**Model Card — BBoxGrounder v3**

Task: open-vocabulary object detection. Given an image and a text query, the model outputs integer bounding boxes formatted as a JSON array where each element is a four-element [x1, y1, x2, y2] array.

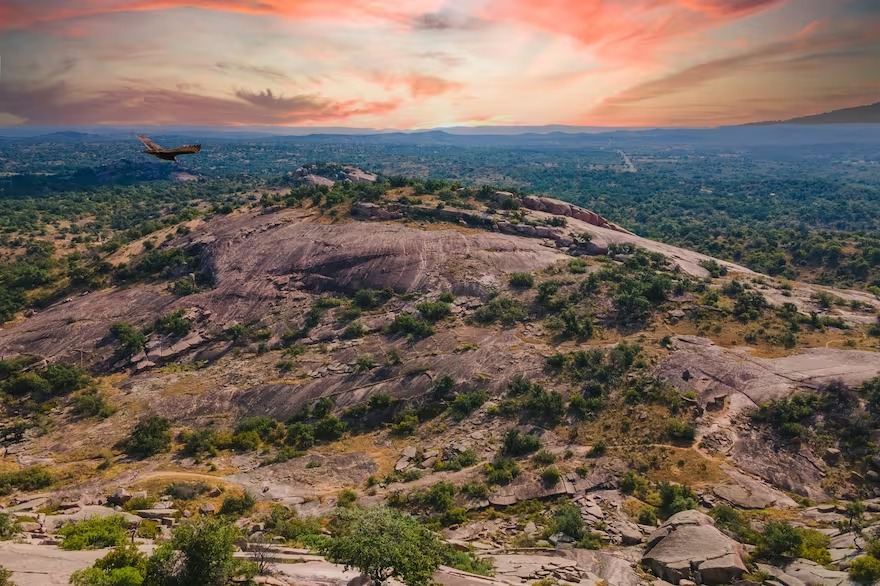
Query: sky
[[0, 0, 878, 128]]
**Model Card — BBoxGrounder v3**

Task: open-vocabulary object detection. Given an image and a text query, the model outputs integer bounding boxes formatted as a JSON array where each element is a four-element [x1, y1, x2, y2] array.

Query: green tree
[[121, 417, 171, 459], [70, 545, 148, 586], [321, 506, 446, 586], [759, 521, 803, 558], [144, 517, 253, 586]]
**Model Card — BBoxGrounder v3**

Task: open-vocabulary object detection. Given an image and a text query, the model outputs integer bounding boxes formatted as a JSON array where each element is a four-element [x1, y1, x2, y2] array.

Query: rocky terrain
[[3, 180, 880, 585]]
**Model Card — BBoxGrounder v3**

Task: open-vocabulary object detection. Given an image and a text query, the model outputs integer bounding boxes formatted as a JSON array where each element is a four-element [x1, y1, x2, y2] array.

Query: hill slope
[[754, 101, 880, 125]]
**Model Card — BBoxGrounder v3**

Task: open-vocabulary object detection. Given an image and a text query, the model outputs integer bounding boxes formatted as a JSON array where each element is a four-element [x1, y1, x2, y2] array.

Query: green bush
[[553, 500, 585, 539], [314, 415, 346, 442], [164, 481, 213, 501], [41, 363, 91, 394], [483, 457, 520, 486], [70, 544, 148, 586], [532, 450, 556, 465], [0, 466, 53, 495], [386, 313, 434, 339], [449, 390, 487, 419], [235, 416, 285, 444], [502, 430, 541, 456], [0, 513, 18, 540], [58, 516, 129, 550], [658, 482, 697, 518], [665, 419, 696, 443], [850, 556, 880, 584], [286, 421, 316, 449], [343, 321, 366, 339], [638, 507, 658, 526], [416, 301, 452, 322], [154, 309, 193, 337], [759, 521, 803, 558], [121, 416, 171, 459], [473, 296, 526, 325], [72, 390, 115, 419], [109, 322, 145, 356], [508, 273, 534, 288], [219, 492, 256, 517], [541, 466, 562, 486]]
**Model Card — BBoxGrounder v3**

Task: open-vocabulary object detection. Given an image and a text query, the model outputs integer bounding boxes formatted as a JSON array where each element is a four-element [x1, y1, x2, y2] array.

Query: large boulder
[[642, 510, 747, 585]]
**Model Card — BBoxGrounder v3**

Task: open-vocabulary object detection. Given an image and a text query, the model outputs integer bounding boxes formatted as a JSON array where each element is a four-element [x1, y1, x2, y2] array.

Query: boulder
[[107, 487, 132, 506], [642, 510, 746, 585]]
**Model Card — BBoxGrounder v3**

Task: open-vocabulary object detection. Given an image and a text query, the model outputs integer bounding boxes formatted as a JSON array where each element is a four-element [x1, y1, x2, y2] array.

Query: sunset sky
[[1, 0, 878, 128]]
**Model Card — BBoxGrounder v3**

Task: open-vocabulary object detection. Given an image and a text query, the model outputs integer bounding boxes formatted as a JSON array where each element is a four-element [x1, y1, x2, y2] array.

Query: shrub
[[483, 457, 520, 486], [286, 422, 316, 449], [58, 516, 129, 550], [42, 363, 90, 394], [435, 450, 477, 472], [541, 466, 562, 486], [109, 322, 145, 356], [72, 390, 115, 418], [666, 419, 696, 443], [473, 297, 526, 325], [314, 415, 346, 441], [337, 489, 357, 508], [235, 416, 284, 444], [219, 492, 256, 517], [709, 504, 758, 544], [70, 544, 148, 586], [386, 313, 434, 339], [343, 321, 366, 339], [164, 481, 212, 501], [0, 466, 53, 495], [121, 416, 171, 458], [449, 390, 487, 419], [508, 273, 534, 288], [850, 556, 880, 584], [122, 496, 155, 512], [320, 506, 446, 586], [532, 450, 556, 465], [0, 514, 18, 540], [658, 482, 697, 518], [502, 430, 541, 456], [553, 501, 585, 540], [638, 507, 658, 526], [759, 521, 803, 558], [154, 309, 193, 337], [416, 301, 452, 322], [230, 430, 261, 452], [145, 517, 252, 586]]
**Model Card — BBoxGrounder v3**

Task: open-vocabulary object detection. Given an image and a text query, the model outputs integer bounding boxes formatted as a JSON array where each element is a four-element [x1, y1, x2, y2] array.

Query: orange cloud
[[371, 74, 464, 98], [0, 83, 400, 126], [0, 0, 435, 30], [482, 0, 785, 62]]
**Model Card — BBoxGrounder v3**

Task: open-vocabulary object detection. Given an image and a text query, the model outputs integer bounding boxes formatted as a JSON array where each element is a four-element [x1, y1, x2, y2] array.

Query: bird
[[137, 134, 201, 161]]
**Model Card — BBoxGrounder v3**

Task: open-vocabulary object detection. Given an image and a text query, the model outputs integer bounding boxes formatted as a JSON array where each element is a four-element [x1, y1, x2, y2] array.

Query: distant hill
[[752, 102, 880, 125]]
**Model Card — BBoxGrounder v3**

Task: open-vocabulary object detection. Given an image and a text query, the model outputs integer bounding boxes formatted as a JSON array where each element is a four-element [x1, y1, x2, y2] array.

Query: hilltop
[[3, 173, 880, 584]]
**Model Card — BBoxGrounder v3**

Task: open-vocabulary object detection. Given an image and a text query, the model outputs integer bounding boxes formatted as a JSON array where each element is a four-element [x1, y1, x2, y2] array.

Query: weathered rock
[[782, 558, 855, 586], [106, 488, 132, 506], [643, 510, 747, 585]]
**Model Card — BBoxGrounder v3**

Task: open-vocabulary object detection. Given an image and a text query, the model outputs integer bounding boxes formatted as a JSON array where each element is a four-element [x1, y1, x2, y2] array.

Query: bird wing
[[166, 144, 201, 155], [136, 134, 163, 151]]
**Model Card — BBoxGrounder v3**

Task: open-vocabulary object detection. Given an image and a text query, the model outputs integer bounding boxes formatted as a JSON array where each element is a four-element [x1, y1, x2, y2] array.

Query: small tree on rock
[[320, 506, 445, 586]]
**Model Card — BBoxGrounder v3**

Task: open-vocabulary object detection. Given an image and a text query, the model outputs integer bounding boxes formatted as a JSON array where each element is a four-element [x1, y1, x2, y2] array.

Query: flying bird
[[137, 134, 201, 161]]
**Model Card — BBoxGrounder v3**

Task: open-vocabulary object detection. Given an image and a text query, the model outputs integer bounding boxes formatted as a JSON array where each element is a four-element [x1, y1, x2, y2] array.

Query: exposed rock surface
[[642, 510, 747, 585]]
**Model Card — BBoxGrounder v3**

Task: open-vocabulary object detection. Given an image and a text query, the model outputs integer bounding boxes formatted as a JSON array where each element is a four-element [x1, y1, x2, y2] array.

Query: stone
[[107, 488, 131, 506], [642, 510, 746, 585], [199, 504, 216, 515]]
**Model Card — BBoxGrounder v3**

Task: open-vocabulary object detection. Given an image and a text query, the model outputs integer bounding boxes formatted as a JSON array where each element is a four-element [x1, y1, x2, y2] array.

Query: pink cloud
[[0, 83, 400, 126]]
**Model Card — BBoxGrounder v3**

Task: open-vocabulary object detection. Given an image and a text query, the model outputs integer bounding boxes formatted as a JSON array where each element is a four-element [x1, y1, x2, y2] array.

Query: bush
[[70, 544, 148, 586], [386, 313, 434, 339], [72, 390, 115, 419], [532, 450, 556, 465], [435, 450, 477, 472], [154, 309, 193, 337], [121, 416, 171, 458], [109, 322, 146, 356], [473, 297, 526, 325], [164, 481, 212, 501], [502, 430, 541, 456], [58, 516, 129, 550], [219, 492, 256, 517], [286, 421, 316, 449], [665, 419, 696, 443], [508, 273, 534, 288], [449, 390, 487, 419], [638, 507, 658, 526], [321, 506, 446, 586], [541, 466, 561, 486], [343, 321, 366, 339], [314, 415, 346, 442], [41, 363, 91, 394], [416, 301, 452, 322], [850, 556, 880, 584], [658, 482, 697, 518], [759, 521, 803, 558], [235, 416, 285, 444], [0, 514, 18, 540], [145, 517, 252, 586], [0, 466, 53, 495], [553, 500, 585, 540], [483, 457, 520, 486]]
